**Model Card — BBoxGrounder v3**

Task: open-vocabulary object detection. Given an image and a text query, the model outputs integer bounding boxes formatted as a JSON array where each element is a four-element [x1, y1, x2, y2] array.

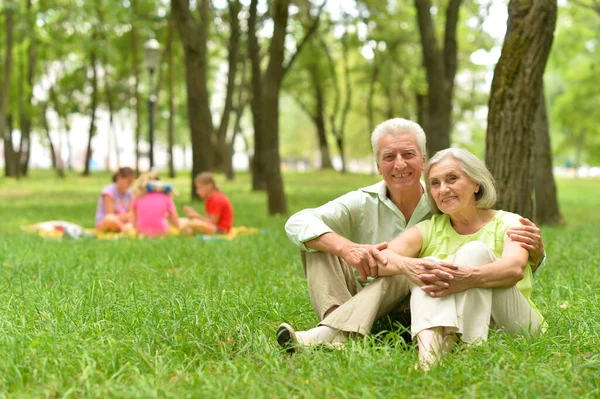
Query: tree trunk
[[533, 85, 563, 225], [166, 11, 176, 178], [308, 66, 333, 170], [261, 0, 289, 214], [1, 8, 16, 177], [41, 102, 65, 178], [324, 34, 351, 174], [131, 0, 142, 173], [83, 36, 99, 176], [414, 0, 460, 156], [248, 0, 266, 191], [485, 0, 557, 218], [172, 0, 214, 200], [17, 0, 36, 178], [216, 0, 242, 173]]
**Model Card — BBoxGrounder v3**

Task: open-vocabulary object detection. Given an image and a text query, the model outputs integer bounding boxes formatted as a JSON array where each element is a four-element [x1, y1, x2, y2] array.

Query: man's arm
[[286, 191, 388, 280], [305, 232, 387, 281]]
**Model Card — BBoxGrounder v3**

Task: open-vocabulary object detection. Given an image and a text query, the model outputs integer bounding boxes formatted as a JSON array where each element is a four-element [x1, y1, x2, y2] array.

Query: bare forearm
[[305, 232, 351, 257], [471, 257, 525, 288]]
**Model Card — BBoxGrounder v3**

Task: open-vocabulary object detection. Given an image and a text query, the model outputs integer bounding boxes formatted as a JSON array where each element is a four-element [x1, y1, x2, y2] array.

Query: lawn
[[0, 170, 599, 398]]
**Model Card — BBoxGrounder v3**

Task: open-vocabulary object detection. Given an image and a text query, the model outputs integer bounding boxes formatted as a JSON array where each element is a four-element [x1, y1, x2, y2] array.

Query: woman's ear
[[475, 184, 480, 193]]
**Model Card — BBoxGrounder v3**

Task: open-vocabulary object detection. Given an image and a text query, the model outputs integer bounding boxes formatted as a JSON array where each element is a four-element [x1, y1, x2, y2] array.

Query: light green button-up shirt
[[285, 180, 432, 251]]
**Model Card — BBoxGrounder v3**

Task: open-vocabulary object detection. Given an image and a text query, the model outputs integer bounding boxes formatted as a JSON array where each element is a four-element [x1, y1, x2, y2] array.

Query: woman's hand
[[379, 254, 457, 287], [420, 265, 476, 297]]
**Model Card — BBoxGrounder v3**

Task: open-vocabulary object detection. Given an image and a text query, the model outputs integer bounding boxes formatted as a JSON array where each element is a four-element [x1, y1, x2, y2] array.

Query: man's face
[[376, 132, 425, 193]]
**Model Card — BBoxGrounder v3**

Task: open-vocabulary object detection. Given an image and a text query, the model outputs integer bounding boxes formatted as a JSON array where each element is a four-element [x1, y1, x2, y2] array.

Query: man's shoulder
[[357, 181, 385, 195]]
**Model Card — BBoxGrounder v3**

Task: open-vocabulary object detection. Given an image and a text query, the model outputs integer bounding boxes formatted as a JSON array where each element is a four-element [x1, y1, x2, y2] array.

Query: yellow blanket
[[22, 221, 259, 240]]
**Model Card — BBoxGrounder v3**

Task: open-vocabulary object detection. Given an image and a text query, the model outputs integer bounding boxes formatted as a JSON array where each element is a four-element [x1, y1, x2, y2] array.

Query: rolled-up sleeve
[[285, 191, 362, 251]]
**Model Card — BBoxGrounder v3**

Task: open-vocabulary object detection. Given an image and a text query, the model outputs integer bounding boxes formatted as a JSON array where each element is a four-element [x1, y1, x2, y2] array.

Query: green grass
[[0, 170, 599, 398]]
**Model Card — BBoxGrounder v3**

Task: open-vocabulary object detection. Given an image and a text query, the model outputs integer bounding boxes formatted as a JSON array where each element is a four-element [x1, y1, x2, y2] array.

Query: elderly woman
[[377, 148, 543, 368]]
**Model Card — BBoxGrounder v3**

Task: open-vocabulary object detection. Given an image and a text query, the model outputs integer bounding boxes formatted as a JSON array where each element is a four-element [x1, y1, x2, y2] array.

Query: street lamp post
[[143, 37, 161, 170]]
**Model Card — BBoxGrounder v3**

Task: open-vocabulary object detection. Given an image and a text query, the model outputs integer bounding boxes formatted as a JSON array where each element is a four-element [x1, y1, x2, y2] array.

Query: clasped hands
[[340, 242, 467, 297]]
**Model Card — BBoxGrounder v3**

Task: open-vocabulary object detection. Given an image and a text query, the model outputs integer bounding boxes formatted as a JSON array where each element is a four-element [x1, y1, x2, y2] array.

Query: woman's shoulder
[[492, 209, 524, 228], [101, 183, 116, 195]]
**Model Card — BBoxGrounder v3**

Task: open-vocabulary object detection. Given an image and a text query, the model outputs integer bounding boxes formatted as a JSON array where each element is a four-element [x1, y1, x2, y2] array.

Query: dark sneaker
[[276, 323, 299, 354]]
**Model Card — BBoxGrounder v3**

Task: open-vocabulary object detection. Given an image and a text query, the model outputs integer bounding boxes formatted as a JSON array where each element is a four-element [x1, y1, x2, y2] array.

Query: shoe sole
[[276, 323, 299, 354]]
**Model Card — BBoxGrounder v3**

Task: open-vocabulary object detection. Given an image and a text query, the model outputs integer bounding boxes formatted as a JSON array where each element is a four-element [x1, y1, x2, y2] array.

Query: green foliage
[[0, 171, 599, 396], [547, 3, 600, 165]]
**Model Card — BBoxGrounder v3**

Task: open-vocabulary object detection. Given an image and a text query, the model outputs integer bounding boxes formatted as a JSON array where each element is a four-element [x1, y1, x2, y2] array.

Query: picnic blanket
[[22, 221, 260, 241]]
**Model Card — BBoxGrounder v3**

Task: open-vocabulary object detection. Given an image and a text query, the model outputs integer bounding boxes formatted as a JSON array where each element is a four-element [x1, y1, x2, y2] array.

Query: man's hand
[[340, 242, 389, 281], [183, 205, 201, 219], [507, 218, 544, 266]]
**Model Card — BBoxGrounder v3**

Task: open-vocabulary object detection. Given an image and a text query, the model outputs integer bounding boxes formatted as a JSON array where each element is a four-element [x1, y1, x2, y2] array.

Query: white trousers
[[410, 241, 541, 344]]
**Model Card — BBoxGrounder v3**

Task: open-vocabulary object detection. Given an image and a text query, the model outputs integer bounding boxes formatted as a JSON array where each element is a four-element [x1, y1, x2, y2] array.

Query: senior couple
[[277, 118, 544, 369]]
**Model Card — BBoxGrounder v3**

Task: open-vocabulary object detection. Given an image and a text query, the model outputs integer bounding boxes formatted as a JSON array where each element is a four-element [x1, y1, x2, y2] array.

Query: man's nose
[[394, 155, 406, 169]]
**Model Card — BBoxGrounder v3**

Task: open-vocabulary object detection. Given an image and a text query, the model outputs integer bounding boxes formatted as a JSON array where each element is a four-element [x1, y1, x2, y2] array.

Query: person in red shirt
[[181, 172, 233, 235]]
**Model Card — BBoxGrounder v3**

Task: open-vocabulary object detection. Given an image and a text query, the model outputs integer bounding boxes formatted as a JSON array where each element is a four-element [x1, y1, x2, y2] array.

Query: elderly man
[[278, 118, 544, 351]]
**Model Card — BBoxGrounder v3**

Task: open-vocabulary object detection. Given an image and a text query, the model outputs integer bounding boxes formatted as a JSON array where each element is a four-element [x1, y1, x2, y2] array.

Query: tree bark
[[83, 34, 99, 176], [533, 85, 563, 225], [1, 7, 16, 177], [414, 0, 461, 156], [261, 0, 289, 214], [485, 0, 557, 218], [172, 0, 214, 200], [167, 11, 176, 178], [131, 0, 142, 173], [248, 0, 266, 190]]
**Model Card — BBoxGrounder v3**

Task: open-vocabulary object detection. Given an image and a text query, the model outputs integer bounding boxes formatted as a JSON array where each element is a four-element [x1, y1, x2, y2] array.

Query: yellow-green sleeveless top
[[415, 210, 543, 323]]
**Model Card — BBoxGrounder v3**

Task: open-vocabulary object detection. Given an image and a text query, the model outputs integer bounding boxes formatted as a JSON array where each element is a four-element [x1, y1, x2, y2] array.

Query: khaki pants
[[302, 251, 411, 336], [410, 241, 541, 344]]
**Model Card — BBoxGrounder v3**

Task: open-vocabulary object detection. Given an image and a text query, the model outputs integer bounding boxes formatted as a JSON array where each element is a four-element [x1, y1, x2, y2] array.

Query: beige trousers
[[410, 241, 541, 344], [303, 251, 411, 336]]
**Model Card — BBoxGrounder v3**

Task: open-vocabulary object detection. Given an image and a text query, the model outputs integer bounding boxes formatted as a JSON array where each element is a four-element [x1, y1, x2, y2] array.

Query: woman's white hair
[[425, 148, 497, 214], [370, 118, 427, 160]]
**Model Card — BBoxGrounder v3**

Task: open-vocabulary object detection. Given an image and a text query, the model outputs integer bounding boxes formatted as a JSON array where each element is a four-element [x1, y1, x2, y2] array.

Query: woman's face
[[115, 174, 135, 193], [428, 158, 480, 215]]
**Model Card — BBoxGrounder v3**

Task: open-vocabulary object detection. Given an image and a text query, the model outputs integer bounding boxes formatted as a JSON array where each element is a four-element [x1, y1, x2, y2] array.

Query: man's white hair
[[370, 118, 427, 161]]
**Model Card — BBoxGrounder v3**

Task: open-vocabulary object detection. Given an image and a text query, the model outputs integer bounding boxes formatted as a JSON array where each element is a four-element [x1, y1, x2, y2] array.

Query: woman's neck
[[449, 208, 496, 235]]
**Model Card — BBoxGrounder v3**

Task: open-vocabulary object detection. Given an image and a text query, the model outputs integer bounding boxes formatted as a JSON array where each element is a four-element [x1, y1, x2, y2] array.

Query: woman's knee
[[453, 241, 495, 266]]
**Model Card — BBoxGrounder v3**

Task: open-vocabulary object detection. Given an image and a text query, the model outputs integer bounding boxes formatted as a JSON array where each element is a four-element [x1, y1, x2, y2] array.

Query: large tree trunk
[[414, 0, 460, 156], [172, 0, 214, 200], [131, 0, 142, 173], [83, 37, 99, 177], [533, 85, 563, 225], [1, 8, 16, 177], [166, 11, 176, 178], [485, 0, 557, 218], [248, 0, 266, 191]]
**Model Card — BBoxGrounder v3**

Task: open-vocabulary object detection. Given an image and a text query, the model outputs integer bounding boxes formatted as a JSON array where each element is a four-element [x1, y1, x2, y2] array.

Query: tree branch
[[283, 0, 328, 77]]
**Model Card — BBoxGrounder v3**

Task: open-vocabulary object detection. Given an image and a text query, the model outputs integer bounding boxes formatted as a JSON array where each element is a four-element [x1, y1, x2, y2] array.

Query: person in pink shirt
[[96, 167, 136, 232], [131, 172, 180, 237]]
